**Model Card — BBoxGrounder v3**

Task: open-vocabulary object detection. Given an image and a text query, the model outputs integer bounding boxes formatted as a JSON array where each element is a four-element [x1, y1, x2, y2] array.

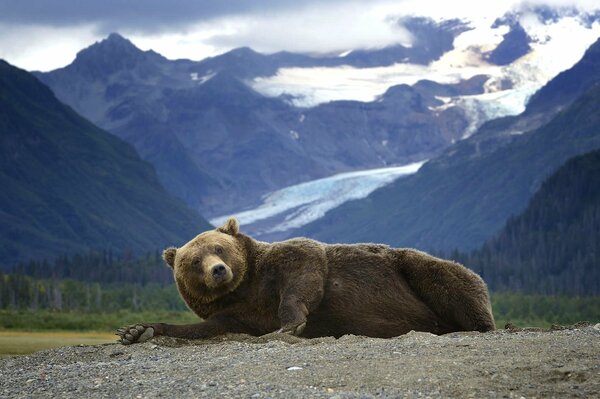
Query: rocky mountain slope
[[0, 60, 211, 266]]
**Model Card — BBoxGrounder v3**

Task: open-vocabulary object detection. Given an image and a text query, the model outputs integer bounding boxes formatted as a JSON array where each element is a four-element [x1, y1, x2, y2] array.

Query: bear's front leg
[[268, 242, 327, 336], [277, 274, 325, 336], [277, 295, 310, 335], [116, 315, 248, 344]]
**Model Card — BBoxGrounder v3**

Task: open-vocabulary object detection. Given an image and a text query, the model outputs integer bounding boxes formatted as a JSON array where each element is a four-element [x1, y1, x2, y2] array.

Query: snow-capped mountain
[[295, 36, 600, 251], [251, 7, 600, 136]]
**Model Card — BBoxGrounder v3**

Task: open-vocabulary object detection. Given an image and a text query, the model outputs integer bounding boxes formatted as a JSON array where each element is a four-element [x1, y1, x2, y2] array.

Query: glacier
[[210, 161, 425, 235]]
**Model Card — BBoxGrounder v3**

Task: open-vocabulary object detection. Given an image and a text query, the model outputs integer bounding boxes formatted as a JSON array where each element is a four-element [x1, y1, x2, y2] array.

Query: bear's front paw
[[116, 324, 155, 345], [276, 321, 306, 336]]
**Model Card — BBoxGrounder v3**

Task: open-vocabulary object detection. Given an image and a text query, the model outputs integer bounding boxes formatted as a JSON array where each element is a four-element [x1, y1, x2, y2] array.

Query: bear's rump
[[302, 249, 454, 337]]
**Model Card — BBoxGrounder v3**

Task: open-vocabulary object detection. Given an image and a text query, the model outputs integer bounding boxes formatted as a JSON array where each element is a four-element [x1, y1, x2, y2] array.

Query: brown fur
[[118, 218, 495, 343]]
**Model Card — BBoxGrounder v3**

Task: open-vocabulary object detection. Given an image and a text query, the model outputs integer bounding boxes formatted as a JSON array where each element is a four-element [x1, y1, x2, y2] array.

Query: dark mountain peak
[[106, 32, 129, 43], [198, 46, 277, 78], [77, 32, 141, 59], [69, 33, 164, 79], [485, 22, 532, 65], [227, 46, 262, 58]]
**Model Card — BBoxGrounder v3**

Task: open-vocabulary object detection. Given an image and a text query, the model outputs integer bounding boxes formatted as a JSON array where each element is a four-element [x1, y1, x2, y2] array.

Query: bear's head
[[162, 217, 247, 305]]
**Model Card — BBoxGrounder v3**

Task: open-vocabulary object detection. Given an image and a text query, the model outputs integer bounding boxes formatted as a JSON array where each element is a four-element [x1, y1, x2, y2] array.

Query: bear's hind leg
[[395, 249, 495, 333]]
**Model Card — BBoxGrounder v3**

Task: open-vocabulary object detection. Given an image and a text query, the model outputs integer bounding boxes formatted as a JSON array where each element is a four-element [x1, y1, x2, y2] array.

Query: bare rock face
[[1, 323, 599, 398]]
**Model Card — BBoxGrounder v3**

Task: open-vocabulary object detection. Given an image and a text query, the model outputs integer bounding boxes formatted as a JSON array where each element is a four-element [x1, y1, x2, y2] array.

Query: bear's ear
[[162, 247, 177, 269], [217, 217, 240, 236]]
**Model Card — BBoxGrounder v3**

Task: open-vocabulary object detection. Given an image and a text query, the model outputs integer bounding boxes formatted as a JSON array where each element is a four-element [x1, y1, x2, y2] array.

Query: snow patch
[[191, 71, 216, 84]]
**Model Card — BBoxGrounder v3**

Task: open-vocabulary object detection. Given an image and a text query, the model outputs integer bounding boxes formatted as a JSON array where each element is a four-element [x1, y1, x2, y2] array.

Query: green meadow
[[0, 330, 115, 358], [0, 293, 598, 357], [0, 310, 199, 357]]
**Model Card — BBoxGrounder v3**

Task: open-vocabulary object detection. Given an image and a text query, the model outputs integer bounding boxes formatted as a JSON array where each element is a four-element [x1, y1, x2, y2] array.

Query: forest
[[451, 149, 600, 296]]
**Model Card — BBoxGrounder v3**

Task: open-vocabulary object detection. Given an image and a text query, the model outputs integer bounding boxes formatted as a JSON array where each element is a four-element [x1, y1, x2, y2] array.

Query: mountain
[[458, 149, 600, 295], [34, 8, 600, 221], [36, 33, 479, 216], [34, 34, 222, 214], [296, 38, 600, 251], [0, 60, 212, 267]]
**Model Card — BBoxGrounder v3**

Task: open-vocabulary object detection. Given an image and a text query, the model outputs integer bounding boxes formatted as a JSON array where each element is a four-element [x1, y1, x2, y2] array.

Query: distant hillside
[[297, 38, 600, 251], [457, 149, 600, 295], [0, 60, 212, 267]]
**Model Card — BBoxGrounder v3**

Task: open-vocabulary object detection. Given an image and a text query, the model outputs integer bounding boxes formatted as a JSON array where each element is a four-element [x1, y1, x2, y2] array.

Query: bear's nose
[[212, 264, 227, 277]]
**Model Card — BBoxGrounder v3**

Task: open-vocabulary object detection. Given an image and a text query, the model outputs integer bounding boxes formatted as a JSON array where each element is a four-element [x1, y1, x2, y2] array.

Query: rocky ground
[[0, 323, 598, 398]]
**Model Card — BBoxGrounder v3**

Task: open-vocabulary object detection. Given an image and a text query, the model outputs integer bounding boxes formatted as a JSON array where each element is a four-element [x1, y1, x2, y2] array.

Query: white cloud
[[0, 0, 599, 71], [0, 23, 99, 71], [202, 2, 412, 55], [122, 2, 414, 61]]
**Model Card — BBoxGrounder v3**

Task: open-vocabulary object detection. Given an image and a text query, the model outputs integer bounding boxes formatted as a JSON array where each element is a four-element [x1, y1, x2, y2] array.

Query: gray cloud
[[0, 0, 351, 33]]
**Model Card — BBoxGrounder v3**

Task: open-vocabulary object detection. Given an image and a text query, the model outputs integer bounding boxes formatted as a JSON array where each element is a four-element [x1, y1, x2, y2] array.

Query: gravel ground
[[0, 323, 598, 398]]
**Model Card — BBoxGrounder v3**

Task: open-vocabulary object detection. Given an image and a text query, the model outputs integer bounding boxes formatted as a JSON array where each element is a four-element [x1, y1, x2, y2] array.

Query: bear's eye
[[192, 259, 203, 272], [215, 245, 224, 256]]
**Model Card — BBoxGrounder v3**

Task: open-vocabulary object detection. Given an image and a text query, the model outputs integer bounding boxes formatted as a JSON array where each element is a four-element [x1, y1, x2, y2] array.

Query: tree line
[[0, 272, 185, 312], [1, 250, 183, 312], [8, 249, 172, 285]]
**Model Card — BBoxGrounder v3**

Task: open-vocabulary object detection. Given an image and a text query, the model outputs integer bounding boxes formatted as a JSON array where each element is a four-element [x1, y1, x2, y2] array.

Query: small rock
[[109, 350, 124, 357]]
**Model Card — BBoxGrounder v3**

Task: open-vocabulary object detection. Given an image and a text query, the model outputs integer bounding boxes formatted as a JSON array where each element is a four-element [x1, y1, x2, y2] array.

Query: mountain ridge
[[0, 60, 212, 266]]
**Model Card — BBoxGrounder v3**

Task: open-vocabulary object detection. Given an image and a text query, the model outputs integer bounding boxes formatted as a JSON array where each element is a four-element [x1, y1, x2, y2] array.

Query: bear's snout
[[212, 264, 227, 278]]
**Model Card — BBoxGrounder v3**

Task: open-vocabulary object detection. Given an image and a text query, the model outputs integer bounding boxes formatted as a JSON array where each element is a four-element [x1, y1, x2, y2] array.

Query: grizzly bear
[[117, 218, 495, 344]]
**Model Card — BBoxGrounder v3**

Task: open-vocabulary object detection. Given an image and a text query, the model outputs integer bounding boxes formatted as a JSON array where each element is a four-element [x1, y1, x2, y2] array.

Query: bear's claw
[[276, 322, 306, 336], [116, 325, 154, 345]]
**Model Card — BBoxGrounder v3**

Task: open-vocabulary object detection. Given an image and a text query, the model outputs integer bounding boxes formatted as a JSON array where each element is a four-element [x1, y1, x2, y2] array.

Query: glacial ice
[[210, 161, 425, 233]]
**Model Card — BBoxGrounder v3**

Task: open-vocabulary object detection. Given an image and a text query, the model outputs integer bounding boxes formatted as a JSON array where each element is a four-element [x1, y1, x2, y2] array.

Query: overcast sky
[[1, 0, 599, 71]]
